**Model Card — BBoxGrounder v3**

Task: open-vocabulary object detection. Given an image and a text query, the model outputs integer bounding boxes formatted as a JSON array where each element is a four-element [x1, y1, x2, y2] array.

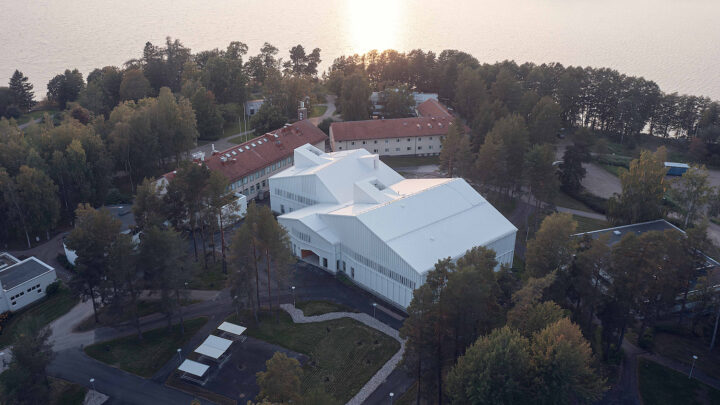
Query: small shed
[[664, 162, 690, 176], [178, 359, 210, 385]]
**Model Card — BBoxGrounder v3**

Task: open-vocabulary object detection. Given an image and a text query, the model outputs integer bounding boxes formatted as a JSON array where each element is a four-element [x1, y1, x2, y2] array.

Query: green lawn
[[222, 120, 249, 138], [230, 311, 400, 403], [638, 358, 720, 405], [187, 260, 228, 290], [84, 317, 208, 377], [554, 191, 596, 212], [599, 163, 623, 177], [310, 105, 328, 118], [74, 299, 198, 332], [16, 109, 59, 125], [653, 331, 720, 381], [50, 377, 88, 405], [380, 155, 439, 169], [295, 300, 357, 316], [572, 215, 610, 233], [0, 285, 78, 348]]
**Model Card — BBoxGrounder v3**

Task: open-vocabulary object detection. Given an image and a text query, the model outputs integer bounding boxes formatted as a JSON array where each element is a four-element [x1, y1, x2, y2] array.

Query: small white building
[[245, 99, 265, 116], [269, 145, 517, 309], [0, 253, 57, 312]]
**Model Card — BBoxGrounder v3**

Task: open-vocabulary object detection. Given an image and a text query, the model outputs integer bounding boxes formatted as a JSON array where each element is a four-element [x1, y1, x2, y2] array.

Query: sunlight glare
[[345, 0, 403, 54]]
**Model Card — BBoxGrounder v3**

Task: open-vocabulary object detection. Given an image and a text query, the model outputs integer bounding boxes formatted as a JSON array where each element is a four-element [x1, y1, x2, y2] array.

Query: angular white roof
[[273, 147, 517, 273], [178, 359, 209, 377], [218, 322, 246, 336], [194, 335, 233, 359]]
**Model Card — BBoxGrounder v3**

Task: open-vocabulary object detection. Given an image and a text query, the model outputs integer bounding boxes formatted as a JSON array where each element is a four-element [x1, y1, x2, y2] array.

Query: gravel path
[[280, 303, 406, 405]]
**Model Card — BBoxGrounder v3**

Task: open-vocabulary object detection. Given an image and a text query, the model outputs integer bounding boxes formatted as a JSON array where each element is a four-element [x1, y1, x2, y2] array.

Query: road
[[308, 94, 337, 126]]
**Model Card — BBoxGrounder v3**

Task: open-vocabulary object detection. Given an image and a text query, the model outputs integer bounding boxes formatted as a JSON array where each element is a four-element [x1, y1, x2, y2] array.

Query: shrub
[[45, 281, 61, 296], [56, 254, 74, 271], [638, 328, 655, 351], [104, 188, 131, 205]]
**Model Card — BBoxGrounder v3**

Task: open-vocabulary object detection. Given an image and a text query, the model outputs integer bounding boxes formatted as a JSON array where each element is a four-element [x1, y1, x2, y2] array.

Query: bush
[[4, 105, 21, 119], [565, 189, 608, 214], [45, 281, 61, 296], [596, 154, 631, 168], [104, 188, 131, 205], [56, 254, 74, 271], [638, 328, 655, 351], [318, 117, 334, 135]]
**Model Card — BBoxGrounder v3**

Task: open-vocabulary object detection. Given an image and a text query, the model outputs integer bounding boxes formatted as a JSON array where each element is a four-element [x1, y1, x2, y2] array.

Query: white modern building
[[0, 253, 57, 312], [269, 145, 517, 309]]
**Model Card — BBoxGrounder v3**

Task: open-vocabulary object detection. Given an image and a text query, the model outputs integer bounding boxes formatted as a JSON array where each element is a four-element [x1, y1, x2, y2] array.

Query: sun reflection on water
[[345, 0, 404, 54]]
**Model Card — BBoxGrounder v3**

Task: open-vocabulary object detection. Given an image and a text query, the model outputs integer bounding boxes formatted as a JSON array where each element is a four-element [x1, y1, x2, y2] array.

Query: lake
[[2, 0, 720, 99]]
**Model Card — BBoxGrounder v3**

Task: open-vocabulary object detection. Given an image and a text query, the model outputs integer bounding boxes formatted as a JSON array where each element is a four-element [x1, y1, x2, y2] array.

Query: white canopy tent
[[177, 359, 209, 385], [217, 322, 247, 341], [194, 335, 233, 366]]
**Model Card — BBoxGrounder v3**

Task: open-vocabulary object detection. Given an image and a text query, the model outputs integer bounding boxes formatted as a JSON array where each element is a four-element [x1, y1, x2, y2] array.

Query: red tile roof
[[330, 116, 455, 142], [330, 99, 456, 142], [417, 98, 452, 118], [164, 120, 327, 183]]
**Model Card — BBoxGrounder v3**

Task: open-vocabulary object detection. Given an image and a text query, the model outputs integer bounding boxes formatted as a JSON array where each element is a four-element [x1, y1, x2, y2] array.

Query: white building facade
[[270, 145, 517, 309], [0, 253, 57, 312]]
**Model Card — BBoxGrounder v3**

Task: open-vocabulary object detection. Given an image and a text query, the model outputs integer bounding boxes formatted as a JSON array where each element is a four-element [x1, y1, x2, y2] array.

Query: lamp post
[[291, 286, 296, 307], [389, 392, 394, 404], [689, 355, 698, 378], [89, 378, 96, 391], [177, 348, 182, 362], [373, 303, 377, 318]]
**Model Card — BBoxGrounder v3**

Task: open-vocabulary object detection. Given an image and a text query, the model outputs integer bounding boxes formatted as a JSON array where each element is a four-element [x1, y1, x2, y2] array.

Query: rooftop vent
[[238, 148, 243, 153], [438, 123, 443, 128], [416, 124, 421, 129], [220, 156, 227, 162], [273, 134, 279, 138], [403, 122, 407, 126], [427, 123, 432, 128], [224, 154, 231, 158], [245, 146, 250, 150], [231, 151, 237, 156], [251, 143, 256, 147]]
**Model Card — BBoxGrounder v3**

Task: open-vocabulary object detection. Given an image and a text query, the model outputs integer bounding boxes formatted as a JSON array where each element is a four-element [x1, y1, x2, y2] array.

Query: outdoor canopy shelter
[[178, 359, 210, 385], [194, 335, 233, 366], [217, 321, 247, 341]]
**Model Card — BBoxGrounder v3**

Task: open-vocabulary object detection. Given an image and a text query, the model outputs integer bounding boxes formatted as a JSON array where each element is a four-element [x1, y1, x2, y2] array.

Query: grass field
[[222, 120, 249, 138], [653, 331, 720, 381], [74, 299, 198, 332], [310, 105, 328, 118], [84, 317, 208, 377], [599, 163, 623, 177], [555, 191, 596, 212], [572, 215, 610, 233], [232, 311, 399, 403], [638, 358, 720, 405], [187, 260, 228, 290], [0, 285, 78, 348], [295, 300, 357, 316]]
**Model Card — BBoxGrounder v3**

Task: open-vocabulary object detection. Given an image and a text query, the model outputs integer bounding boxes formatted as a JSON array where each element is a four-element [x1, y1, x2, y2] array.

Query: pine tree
[[8, 70, 34, 112]]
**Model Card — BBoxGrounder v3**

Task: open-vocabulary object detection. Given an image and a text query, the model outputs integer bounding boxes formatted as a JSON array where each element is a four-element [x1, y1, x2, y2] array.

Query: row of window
[[292, 228, 312, 243], [342, 245, 416, 289], [350, 136, 444, 146], [10, 284, 42, 305], [228, 156, 294, 192], [274, 188, 317, 206]]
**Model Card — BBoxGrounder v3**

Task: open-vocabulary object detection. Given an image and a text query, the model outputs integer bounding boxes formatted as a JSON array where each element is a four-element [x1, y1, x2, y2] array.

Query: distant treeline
[[325, 49, 720, 153]]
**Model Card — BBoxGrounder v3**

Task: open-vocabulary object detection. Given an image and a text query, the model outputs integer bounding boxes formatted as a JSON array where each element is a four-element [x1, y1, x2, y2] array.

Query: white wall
[[331, 135, 444, 157], [3, 269, 57, 312]]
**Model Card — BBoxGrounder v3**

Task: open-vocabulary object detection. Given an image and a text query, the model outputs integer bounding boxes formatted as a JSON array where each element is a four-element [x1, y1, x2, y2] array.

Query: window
[[407, 138, 411, 141], [262, 180, 266, 187], [27, 288, 30, 292], [439, 144, 443, 149], [385, 148, 389, 152], [374, 149, 378, 153], [362, 141, 366, 144], [38, 289, 41, 293], [407, 147, 411, 151], [429, 145, 433, 149], [351, 141, 355, 145], [385, 140, 389, 143], [339, 147, 343, 150], [397, 138, 400, 142], [343, 261, 346, 271], [336, 260, 340, 270], [323, 258, 328, 268], [11, 302, 15, 306], [351, 267, 355, 279], [395, 148, 400, 151], [429, 137, 433, 140], [374, 140, 378, 144], [289, 207, 293, 212], [418, 146, 423, 150], [251, 185, 255, 192], [281, 204, 285, 214], [418, 137, 422, 141]]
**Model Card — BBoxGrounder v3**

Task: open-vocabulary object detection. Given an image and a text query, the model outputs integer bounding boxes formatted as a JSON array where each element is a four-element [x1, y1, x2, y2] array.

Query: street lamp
[[291, 286, 296, 307], [689, 355, 698, 378], [373, 303, 377, 318], [389, 392, 394, 404], [177, 348, 182, 362], [89, 378, 96, 391]]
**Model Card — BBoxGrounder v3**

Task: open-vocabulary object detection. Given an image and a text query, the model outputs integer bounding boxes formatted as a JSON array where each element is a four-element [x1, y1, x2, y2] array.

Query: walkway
[[308, 95, 337, 126], [556, 206, 608, 221], [280, 303, 405, 405]]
